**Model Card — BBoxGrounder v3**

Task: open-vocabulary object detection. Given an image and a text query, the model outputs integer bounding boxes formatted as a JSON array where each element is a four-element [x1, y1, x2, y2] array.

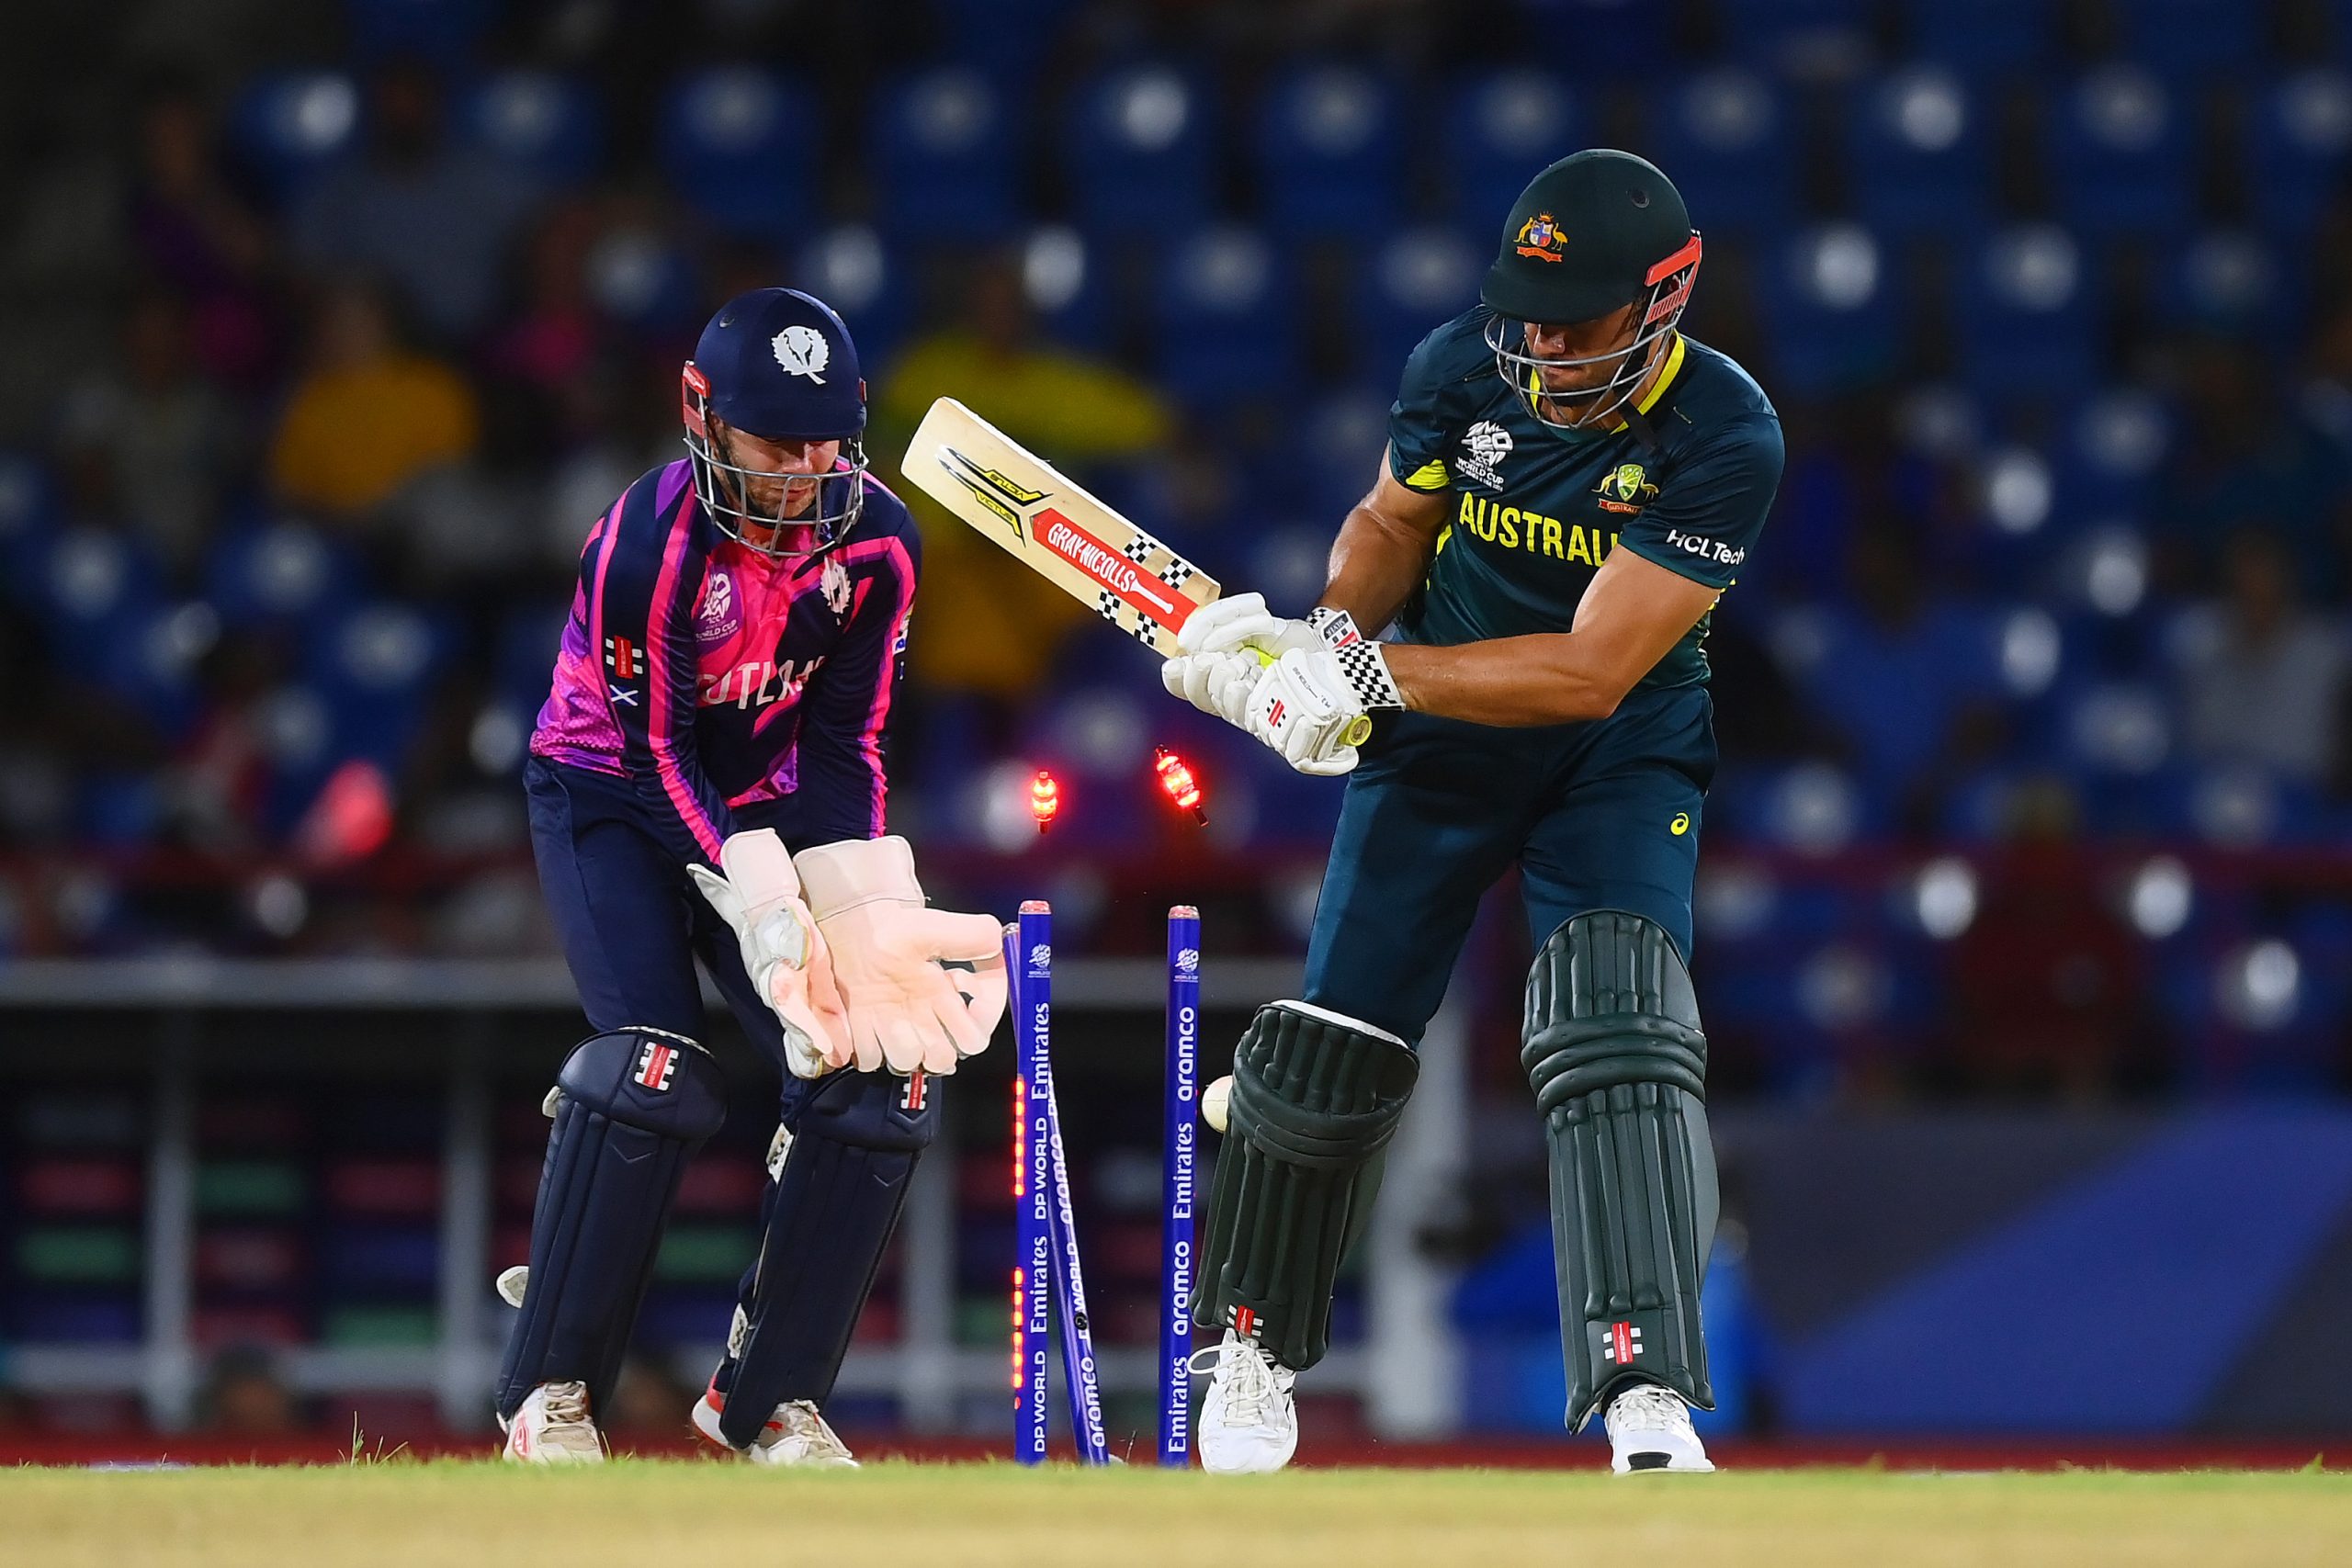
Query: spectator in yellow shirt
[[268, 280, 478, 521], [875, 252, 1172, 700]]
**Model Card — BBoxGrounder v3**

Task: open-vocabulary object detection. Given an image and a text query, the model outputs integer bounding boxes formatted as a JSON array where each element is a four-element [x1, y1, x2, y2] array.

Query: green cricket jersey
[[1385, 309, 1784, 692]]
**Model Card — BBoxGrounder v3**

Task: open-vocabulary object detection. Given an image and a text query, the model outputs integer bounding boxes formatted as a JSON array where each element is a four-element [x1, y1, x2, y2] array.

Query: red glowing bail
[[1029, 769, 1060, 833], [1153, 747, 1207, 826]]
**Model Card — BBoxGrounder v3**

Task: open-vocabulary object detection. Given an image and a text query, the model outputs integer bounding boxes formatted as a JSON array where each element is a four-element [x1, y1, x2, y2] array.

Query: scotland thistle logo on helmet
[[680, 288, 870, 560]]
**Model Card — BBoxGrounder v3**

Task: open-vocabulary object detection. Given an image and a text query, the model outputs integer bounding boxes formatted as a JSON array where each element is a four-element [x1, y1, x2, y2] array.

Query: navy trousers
[[1302, 683, 1715, 1045], [526, 756, 809, 1088]]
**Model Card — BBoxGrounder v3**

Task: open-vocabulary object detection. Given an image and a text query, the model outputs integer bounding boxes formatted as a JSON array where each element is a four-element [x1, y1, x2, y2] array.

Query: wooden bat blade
[[899, 398, 1220, 657]]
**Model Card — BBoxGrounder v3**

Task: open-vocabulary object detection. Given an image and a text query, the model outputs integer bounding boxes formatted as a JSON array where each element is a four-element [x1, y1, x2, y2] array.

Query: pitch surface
[[8, 1462, 2350, 1567]]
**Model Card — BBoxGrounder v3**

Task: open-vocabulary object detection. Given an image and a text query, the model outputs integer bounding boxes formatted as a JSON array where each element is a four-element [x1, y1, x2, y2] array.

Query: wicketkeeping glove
[[792, 836, 1008, 1077], [688, 830, 851, 1079]]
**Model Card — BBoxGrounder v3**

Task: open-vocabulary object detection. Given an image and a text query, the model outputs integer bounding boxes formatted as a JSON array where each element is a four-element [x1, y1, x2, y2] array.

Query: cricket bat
[[899, 397, 1371, 744]]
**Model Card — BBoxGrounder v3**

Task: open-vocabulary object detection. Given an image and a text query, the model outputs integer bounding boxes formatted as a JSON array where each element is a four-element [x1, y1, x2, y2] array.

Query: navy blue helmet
[[681, 288, 869, 558]]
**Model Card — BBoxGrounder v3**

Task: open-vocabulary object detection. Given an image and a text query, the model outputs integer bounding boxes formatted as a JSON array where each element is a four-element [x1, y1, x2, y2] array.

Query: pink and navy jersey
[[530, 458, 919, 866]]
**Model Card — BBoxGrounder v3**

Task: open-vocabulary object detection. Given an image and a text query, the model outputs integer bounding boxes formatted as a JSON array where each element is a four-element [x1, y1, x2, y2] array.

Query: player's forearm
[[1383, 634, 1626, 727], [1318, 502, 1435, 635]]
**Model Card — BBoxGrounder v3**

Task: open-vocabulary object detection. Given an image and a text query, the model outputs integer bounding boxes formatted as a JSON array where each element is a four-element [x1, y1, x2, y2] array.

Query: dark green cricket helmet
[[1479, 149, 1703, 430]]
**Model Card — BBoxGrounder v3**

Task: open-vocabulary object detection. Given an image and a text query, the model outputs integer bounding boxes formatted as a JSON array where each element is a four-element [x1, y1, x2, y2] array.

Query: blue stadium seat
[[1298, 391, 1390, 518], [1896, 0, 2054, 81], [345, 0, 492, 65], [1442, 71, 1580, 234], [2111, 0, 2261, 75], [0, 451, 55, 591], [1017, 226, 1110, 352], [871, 68, 1019, 243], [2162, 230, 2296, 348], [2063, 387, 2172, 517], [1956, 224, 2101, 397], [1760, 224, 1902, 399], [207, 521, 366, 637], [493, 603, 569, 715], [1245, 520, 1341, 617], [1846, 66, 1992, 237], [2248, 71, 2352, 236], [1151, 226, 1295, 410], [1361, 226, 1482, 387], [794, 224, 910, 368], [97, 602, 220, 741], [1066, 65, 1216, 238], [1716, 0, 1871, 67], [232, 73, 364, 204], [315, 604, 447, 769], [583, 226, 704, 334], [1647, 69, 1795, 236], [1518, 0, 1668, 77], [932, 0, 1080, 88], [1256, 65, 1402, 239], [658, 69, 814, 241], [460, 72, 605, 187], [1790, 604, 1999, 796], [2048, 64, 2195, 238], [33, 531, 163, 669]]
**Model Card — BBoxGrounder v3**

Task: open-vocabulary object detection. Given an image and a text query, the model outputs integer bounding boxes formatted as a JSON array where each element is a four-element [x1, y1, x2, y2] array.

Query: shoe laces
[[1609, 1383, 1689, 1436], [769, 1400, 853, 1461], [1188, 1335, 1288, 1426], [540, 1381, 592, 1429]]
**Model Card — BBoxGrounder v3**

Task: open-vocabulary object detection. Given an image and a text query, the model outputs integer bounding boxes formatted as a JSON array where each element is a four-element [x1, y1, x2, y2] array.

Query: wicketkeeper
[[495, 288, 1005, 1465]]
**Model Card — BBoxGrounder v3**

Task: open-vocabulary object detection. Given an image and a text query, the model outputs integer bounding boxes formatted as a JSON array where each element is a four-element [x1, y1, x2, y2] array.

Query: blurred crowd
[[3, 0, 2352, 1093]]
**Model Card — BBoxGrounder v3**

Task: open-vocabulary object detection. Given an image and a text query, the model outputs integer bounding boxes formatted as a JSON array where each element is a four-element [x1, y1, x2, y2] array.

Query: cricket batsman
[[496, 288, 1006, 1464], [1165, 151, 1781, 1474]]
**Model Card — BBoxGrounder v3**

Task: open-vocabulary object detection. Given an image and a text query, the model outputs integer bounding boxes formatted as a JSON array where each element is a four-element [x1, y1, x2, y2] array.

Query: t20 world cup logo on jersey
[[1459, 421, 1513, 490], [696, 568, 741, 644]]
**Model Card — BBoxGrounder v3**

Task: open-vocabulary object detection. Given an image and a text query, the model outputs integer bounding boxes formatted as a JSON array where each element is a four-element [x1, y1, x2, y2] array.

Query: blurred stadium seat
[[1649, 68, 1796, 236], [1255, 65, 1403, 240], [1442, 71, 1580, 237], [232, 72, 364, 203], [871, 68, 1021, 243], [1896, 0, 2053, 80], [1846, 66, 1992, 237], [2249, 68, 2352, 235], [459, 72, 605, 188], [658, 68, 813, 241], [344, 0, 493, 66], [1151, 225, 1294, 409], [2048, 64, 2195, 238], [1066, 64, 1216, 239], [1761, 223, 1902, 400], [1957, 223, 2099, 396]]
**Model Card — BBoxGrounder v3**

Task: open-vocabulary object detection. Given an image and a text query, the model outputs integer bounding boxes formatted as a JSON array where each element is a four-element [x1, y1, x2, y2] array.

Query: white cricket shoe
[[1604, 1382, 1714, 1474], [501, 1380, 605, 1464], [692, 1382, 859, 1468], [1190, 1330, 1297, 1474]]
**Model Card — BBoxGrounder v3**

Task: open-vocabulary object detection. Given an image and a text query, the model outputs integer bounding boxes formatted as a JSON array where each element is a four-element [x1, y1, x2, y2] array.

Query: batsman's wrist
[[1309, 608, 1405, 713]]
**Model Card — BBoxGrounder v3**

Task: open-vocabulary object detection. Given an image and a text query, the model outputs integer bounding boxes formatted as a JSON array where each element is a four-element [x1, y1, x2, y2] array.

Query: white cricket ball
[[1202, 1075, 1233, 1134]]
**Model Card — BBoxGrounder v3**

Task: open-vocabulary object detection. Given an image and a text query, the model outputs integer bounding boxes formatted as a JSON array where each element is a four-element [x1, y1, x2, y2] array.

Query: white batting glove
[[1174, 592, 1322, 660], [1161, 646, 1263, 727], [687, 830, 851, 1079], [1242, 613, 1406, 776], [793, 836, 1008, 1077]]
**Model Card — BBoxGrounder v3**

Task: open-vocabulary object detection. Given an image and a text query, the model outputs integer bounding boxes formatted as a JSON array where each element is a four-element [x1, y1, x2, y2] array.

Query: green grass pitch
[[8, 1461, 2351, 1568]]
